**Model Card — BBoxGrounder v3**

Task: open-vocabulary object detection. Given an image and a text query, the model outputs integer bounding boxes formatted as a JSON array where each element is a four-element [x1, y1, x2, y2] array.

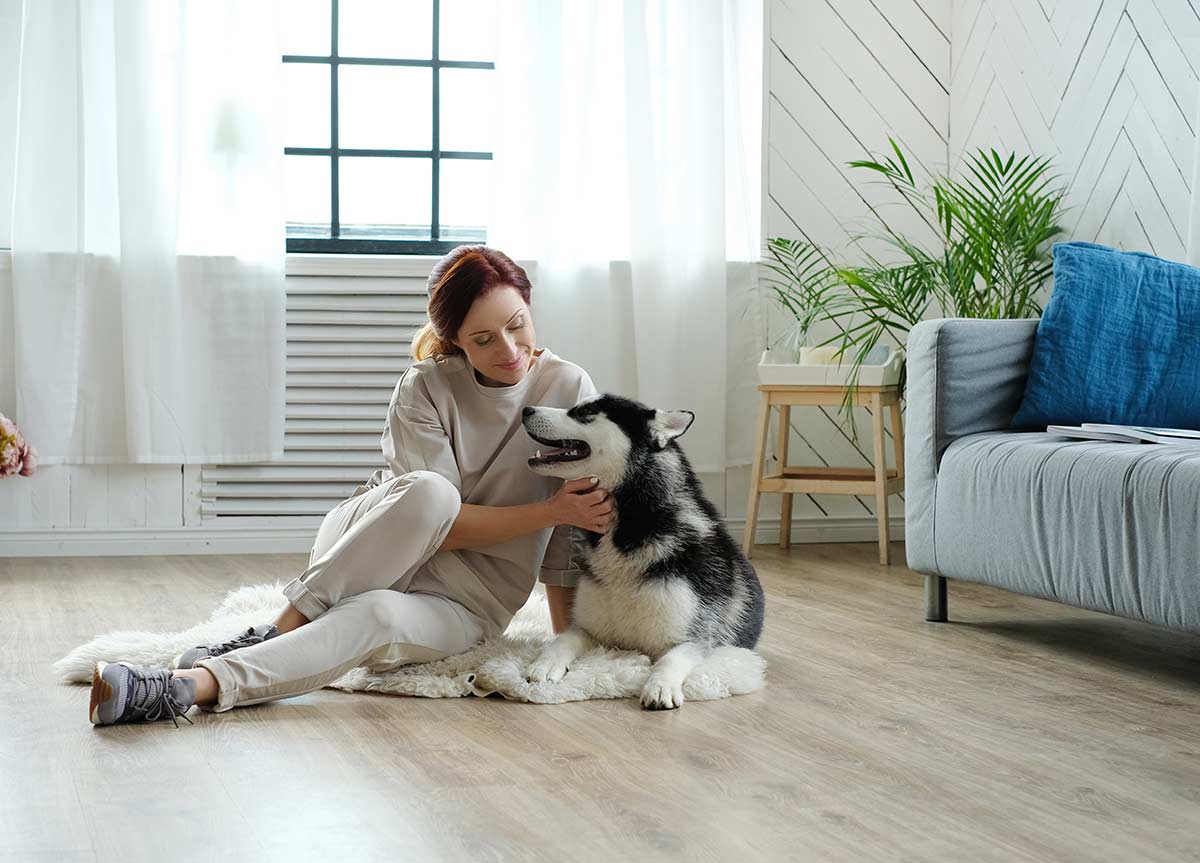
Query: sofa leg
[[924, 575, 948, 622]]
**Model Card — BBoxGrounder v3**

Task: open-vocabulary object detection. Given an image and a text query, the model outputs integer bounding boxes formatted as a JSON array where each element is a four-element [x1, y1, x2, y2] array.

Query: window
[[282, 0, 496, 254]]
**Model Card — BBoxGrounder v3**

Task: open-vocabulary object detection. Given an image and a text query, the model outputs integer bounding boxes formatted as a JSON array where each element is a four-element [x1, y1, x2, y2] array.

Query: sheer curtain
[[10, 0, 286, 464], [488, 0, 763, 475]]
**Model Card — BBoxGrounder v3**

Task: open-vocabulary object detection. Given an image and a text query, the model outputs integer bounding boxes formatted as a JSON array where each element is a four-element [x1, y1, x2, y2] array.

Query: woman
[[88, 245, 615, 727]]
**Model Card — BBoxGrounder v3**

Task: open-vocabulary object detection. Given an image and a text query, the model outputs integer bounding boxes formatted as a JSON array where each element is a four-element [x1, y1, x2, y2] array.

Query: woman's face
[[453, 285, 538, 387]]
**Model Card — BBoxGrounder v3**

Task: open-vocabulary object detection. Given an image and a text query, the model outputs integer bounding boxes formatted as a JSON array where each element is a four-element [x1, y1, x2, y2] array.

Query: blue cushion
[[1010, 241, 1200, 430]]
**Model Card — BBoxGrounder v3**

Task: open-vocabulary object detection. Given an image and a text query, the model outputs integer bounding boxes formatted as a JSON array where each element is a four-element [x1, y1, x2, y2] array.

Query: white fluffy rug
[[53, 581, 767, 705]]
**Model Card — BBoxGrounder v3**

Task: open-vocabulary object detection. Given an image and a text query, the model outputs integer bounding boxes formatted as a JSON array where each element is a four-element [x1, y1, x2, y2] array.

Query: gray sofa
[[905, 317, 1200, 633]]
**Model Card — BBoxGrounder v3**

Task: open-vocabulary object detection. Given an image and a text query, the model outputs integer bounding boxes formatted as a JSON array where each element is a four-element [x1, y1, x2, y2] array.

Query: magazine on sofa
[[1046, 423, 1200, 445]]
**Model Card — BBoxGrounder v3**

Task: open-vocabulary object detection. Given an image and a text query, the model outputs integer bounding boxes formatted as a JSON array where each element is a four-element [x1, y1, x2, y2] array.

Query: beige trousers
[[194, 470, 488, 713]]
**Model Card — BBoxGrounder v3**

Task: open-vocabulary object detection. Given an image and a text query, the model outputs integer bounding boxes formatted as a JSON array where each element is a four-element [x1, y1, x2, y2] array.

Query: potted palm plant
[[759, 140, 1069, 428]]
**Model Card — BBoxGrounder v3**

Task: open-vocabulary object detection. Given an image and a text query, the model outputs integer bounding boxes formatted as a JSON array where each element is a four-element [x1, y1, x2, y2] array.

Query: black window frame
[[283, 0, 495, 255]]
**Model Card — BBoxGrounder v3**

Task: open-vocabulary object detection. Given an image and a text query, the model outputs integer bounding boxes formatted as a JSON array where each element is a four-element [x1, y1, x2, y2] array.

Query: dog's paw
[[526, 657, 568, 684], [640, 675, 684, 710]]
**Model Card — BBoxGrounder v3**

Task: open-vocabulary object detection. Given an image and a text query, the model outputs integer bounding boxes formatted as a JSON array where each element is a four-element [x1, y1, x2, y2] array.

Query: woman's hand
[[546, 476, 616, 534]]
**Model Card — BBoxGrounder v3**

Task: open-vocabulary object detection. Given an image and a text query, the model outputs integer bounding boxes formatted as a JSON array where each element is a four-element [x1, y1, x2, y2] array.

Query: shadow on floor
[[954, 616, 1200, 690]]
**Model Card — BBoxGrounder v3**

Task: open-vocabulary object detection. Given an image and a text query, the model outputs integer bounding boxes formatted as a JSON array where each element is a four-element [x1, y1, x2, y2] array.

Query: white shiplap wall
[[762, 0, 1200, 539], [950, 0, 1200, 260], [762, 0, 950, 530]]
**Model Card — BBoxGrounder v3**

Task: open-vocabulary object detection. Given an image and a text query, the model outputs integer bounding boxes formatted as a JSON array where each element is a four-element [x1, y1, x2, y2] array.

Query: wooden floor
[[4, 544, 1200, 862]]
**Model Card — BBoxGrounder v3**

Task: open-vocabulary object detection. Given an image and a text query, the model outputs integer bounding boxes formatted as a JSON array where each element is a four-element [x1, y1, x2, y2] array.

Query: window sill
[[285, 253, 451, 278], [0, 250, 538, 279]]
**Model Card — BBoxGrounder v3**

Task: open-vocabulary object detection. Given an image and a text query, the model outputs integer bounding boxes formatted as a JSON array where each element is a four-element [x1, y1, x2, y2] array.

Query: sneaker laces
[[127, 667, 195, 729], [212, 625, 276, 655]]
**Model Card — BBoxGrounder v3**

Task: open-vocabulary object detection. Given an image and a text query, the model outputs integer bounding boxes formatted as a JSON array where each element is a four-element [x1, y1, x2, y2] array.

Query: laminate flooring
[[3, 543, 1199, 862]]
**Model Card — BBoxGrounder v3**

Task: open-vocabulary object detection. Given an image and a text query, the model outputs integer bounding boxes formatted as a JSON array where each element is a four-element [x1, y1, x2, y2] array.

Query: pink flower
[[0, 441, 18, 478], [0, 412, 37, 479], [19, 441, 37, 476]]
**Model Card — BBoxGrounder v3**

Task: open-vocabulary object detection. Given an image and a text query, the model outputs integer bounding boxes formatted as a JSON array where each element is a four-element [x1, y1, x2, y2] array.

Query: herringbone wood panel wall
[[765, 0, 1199, 528], [953, 0, 1200, 260]]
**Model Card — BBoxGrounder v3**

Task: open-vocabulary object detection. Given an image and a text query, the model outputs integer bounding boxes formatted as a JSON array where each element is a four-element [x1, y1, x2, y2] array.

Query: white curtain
[[10, 0, 286, 464], [488, 0, 763, 474]]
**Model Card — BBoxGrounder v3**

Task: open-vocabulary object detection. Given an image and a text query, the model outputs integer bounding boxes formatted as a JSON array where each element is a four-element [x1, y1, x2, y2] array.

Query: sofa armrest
[[904, 317, 1039, 574], [907, 317, 1040, 463]]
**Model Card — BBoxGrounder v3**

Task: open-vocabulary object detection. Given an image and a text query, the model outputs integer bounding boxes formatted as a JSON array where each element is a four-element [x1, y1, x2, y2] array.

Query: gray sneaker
[[89, 661, 198, 728], [174, 623, 280, 670]]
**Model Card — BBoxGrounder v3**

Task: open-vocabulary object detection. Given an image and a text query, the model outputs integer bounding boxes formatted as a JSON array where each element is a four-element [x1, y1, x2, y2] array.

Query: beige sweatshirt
[[353, 346, 598, 638]]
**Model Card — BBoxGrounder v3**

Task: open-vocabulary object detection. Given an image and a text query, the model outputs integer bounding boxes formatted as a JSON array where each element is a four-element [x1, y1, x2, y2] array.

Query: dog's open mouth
[[527, 432, 591, 465]]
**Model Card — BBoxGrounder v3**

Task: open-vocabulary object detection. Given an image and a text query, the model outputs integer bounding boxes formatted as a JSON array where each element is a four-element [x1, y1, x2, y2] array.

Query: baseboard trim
[[733, 515, 906, 547], [0, 515, 905, 557], [0, 525, 320, 557]]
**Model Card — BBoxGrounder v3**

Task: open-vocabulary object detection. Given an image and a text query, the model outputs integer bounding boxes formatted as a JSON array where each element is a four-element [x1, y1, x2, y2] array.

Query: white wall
[[950, 0, 1200, 259], [761, 0, 948, 531], [765, 0, 1200, 280], [762, 0, 1200, 543]]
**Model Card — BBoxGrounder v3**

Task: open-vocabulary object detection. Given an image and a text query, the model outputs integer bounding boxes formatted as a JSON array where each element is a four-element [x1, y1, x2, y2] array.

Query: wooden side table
[[742, 383, 904, 565]]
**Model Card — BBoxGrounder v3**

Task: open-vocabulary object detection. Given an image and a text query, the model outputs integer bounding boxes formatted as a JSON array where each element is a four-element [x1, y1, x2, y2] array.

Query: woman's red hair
[[411, 245, 532, 361]]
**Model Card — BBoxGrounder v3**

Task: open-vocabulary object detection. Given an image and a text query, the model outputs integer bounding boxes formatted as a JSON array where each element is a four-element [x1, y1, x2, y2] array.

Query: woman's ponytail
[[410, 321, 458, 362]]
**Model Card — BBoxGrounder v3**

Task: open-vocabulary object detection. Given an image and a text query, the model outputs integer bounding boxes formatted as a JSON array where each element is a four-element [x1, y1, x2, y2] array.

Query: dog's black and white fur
[[521, 393, 765, 710]]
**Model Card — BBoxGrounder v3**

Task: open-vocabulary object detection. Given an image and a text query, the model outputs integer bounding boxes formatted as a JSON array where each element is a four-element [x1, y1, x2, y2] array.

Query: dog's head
[[522, 393, 694, 488]]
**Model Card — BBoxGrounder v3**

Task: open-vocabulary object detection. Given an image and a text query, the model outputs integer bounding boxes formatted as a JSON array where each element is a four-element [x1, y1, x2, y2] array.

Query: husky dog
[[521, 393, 765, 710]]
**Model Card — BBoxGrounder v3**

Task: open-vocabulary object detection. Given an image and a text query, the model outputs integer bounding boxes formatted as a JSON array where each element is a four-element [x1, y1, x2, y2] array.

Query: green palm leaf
[[758, 140, 1069, 435]]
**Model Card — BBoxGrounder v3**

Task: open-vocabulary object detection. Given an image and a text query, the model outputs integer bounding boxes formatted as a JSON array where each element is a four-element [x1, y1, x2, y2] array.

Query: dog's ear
[[649, 409, 694, 449]]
